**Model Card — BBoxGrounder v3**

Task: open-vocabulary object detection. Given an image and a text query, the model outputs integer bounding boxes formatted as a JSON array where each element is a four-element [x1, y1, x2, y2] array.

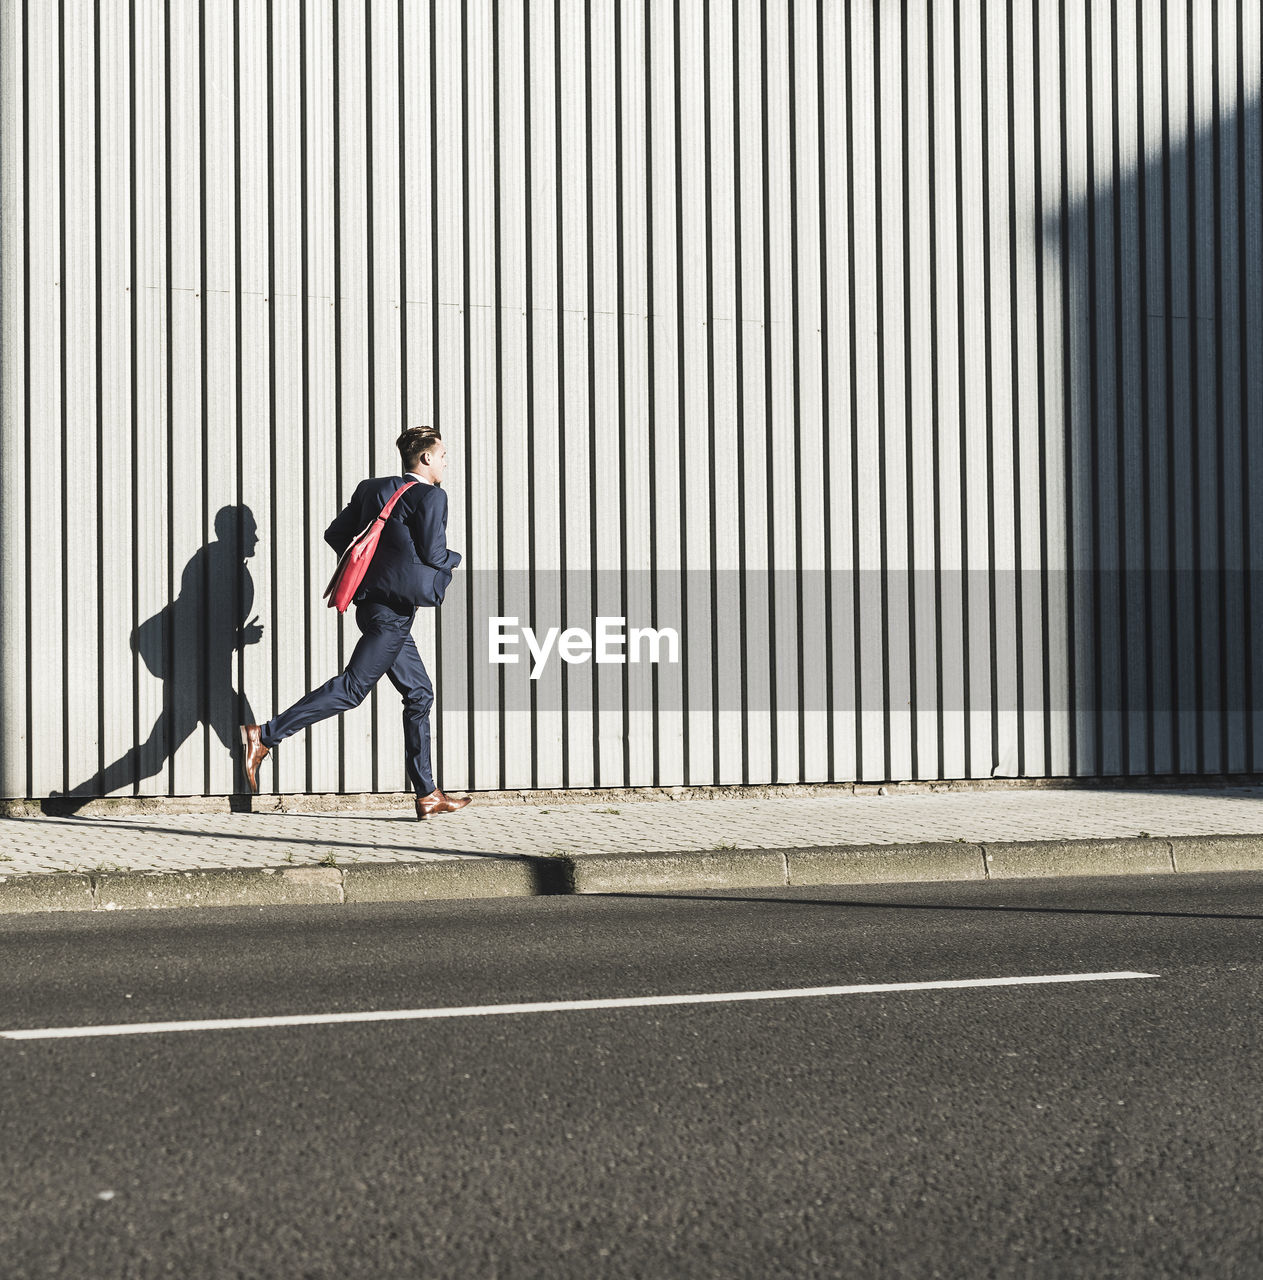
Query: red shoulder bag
[[323, 480, 418, 613]]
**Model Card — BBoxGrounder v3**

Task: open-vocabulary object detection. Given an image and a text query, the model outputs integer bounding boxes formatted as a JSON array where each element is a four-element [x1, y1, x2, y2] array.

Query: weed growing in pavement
[[711, 841, 736, 851], [597, 808, 620, 815], [318, 852, 339, 867], [282, 850, 295, 863]]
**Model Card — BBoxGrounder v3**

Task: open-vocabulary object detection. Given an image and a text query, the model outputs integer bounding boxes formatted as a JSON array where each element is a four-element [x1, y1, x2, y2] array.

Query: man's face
[[424, 442, 449, 484]]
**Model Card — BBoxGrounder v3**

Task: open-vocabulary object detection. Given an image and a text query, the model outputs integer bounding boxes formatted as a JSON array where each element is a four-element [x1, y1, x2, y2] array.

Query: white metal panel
[[904, 0, 941, 783], [163, 0, 206, 793], [522, 0, 564, 790], [1139, 0, 1173, 775], [588, 0, 627, 786], [1083, 0, 1118, 779], [644, 0, 683, 789], [1061, 0, 1094, 777], [1041, 0, 1071, 780], [677, 0, 714, 786], [397, 0, 440, 792], [1215, 4, 1246, 774], [1011, 0, 1047, 779], [131, 0, 170, 797], [1114, 0, 1148, 777], [847, 0, 884, 781], [238, 0, 274, 798], [97, 0, 136, 798], [366, 0, 407, 791], [957, 0, 993, 780], [557, 0, 594, 789], [764, 0, 800, 784], [1147, 0, 1181, 775], [401, 0, 435, 427], [25, 0, 65, 796], [464, 0, 501, 792], [930, 0, 967, 782], [63, 0, 101, 794], [876, 0, 912, 781], [269, 0, 309, 796], [1191, 0, 1221, 774], [706, 0, 743, 785], [432, 0, 469, 793], [791, 0, 831, 785], [333, 0, 373, 793], [617, 0, 655, 788], [1165, 2, 1197, 775], [933, 0, 965, 776], [819, 0, 857, 786], [166, 0, 207, 798], [202, 0, 240, 796], [733, 0, 771, 788], [303, 0, 343, 796], [985, 0, 1019, 779], [1245, 1, 1263, 769], [493, 0, 534, 791], [0, 0, 27, 798]]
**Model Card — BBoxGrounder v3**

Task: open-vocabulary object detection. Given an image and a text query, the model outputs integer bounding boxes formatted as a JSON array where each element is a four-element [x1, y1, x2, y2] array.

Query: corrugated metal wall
[[1, 1, 1260, 799]]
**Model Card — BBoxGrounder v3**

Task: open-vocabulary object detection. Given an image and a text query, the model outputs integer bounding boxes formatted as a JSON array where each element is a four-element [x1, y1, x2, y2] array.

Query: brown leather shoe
[[240, 724, 270, 794], [415, 788, 472, 819]]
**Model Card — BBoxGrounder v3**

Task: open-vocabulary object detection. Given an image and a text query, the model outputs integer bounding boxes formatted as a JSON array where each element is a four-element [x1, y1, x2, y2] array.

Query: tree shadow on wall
[[1045, 86, 1261, 780], [53, 506, 263, 810]]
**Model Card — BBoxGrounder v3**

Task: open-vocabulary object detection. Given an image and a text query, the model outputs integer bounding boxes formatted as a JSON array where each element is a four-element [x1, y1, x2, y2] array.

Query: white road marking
[[0, 971, 1157, 1041]]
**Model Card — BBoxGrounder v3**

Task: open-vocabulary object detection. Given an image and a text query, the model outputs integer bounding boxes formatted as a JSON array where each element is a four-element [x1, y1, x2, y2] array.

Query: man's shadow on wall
[[1049, 89, 1261, 780], [56, 506, 263, 810]]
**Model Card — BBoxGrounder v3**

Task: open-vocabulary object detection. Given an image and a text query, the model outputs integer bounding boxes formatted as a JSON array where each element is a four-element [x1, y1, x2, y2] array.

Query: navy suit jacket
[[324, 476, 462, 613]]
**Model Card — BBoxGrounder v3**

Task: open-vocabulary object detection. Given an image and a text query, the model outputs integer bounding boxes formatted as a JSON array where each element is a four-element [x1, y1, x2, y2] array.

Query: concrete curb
[[92, 867, 344, 911], [789, 841, 987, 886], [3, 834, 1263, 913], [1169, 834, 1263, 873], [0, 872, 96, 913], [981, 837, 1174, 880], [342, 857, 571, 903], [568, 849, 787, 894]]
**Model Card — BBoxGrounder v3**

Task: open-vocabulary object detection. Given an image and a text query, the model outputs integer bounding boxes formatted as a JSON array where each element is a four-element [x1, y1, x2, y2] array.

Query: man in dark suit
[[241, 427, 471, 820]]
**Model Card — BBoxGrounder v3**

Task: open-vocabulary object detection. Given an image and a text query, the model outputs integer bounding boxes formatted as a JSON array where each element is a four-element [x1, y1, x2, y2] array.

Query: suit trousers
[[260, 601, 436, 795]]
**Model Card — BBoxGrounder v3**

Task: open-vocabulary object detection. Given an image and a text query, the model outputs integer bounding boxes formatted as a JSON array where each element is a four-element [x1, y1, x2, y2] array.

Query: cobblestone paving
[[3, 787, 1263, 878]]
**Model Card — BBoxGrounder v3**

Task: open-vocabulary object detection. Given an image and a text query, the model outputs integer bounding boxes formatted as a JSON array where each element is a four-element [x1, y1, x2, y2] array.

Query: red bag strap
[[376, 478, 419, 523]]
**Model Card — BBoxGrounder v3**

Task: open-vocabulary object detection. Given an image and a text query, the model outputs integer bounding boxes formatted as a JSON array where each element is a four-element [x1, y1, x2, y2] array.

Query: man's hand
[[241, 615, 264, 646]]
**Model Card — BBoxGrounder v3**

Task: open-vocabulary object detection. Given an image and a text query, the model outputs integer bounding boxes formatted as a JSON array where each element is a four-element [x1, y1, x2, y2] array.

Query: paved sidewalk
[[4, 785, 1263, 878]]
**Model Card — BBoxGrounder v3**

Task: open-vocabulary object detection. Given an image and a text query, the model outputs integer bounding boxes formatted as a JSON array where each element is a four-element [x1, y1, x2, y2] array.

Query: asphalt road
[[2, 872, 1262, 1279]]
